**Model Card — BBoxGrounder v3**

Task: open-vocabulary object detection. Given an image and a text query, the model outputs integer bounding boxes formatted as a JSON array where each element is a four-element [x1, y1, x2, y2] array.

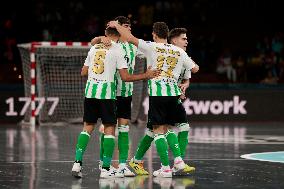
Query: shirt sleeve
[[116, 47, 128, 70], [138, 39, 152, 55], [183, 68, 192, 79], [182, 51, 195, 71]]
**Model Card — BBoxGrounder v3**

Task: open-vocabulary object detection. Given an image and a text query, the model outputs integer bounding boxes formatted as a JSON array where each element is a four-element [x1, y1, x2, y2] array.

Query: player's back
[[84, 42, 127, 99], [151, 43, 186, 82], [87, 43, 120, 82], [138, 39, 195, 96]]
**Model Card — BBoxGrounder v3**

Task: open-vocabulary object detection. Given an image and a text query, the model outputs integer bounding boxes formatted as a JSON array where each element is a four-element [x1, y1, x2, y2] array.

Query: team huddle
[[72, 16, 199, 178]]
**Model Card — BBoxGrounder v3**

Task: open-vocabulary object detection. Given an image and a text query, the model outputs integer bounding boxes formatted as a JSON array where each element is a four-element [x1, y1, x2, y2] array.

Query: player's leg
[[72, 98, 97, 178], [176, 122, 190, 159], [169, 98, 195, 174], [100, 99, 124, 178], [98, 123, 104, 170], [129, 124, 154, 175], [116, 96, 135, 176], [152, 124, 172, 178], [150, 96, 172, 177]]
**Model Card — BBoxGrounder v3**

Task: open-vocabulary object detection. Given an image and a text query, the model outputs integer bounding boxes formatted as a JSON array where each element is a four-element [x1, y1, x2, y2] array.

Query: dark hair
[[168, 28, 187, 43], [114, 16, 130, 25], [153, 22, 169, 39], [105, 27, 120, 37]]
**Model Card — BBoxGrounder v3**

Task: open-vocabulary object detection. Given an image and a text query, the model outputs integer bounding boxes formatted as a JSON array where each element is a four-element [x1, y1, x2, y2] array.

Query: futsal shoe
[[71, 161, 82, 178], [172, 162, 195, 176], [100, 167, 124, 178], [153, 166, 172, 178], [118, 164, 135, 177], [129, 158, 149, 175]]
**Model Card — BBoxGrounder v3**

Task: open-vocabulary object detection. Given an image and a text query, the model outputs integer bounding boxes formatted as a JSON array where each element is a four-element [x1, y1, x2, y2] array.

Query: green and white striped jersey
[[84, 42, 128, 99], [138, 39, 195, 96], [116, 42, 137, 97]]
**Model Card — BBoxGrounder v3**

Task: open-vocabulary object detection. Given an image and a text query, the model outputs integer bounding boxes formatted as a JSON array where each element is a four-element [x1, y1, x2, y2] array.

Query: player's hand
[[191, 62, 199, 73], [180, 93, 187, 100], [107, 21, 119, 28], [101, 36, 112, 47], [178, 82, 189, 95], [145, 66, 161, 79], [91, 36, 105, 46]]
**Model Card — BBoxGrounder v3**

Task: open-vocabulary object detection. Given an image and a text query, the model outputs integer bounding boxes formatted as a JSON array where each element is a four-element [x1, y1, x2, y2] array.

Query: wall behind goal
[[1, 84, 284, 123]]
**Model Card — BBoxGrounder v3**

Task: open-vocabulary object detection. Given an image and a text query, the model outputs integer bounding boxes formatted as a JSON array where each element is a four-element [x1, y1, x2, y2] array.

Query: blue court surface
[[241, 151, 284, 163]]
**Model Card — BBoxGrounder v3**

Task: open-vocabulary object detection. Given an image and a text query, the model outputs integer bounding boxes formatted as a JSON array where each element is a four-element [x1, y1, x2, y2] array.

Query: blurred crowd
[[1, 0, 283, 83], [216, 32, 284, 84]]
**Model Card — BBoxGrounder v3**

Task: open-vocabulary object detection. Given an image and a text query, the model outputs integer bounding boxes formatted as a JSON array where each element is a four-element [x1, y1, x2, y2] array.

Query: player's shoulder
[[170, 44, 184, 52], [139, 39, 153, 45], [171, 44, 188, 56], [111, 42, 123, 50]]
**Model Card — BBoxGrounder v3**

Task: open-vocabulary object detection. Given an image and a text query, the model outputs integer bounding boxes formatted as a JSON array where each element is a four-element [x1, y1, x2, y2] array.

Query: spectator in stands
[[234, 55, 247, 82], [260, 70, 278, 84], [216, 49, 237, 82]]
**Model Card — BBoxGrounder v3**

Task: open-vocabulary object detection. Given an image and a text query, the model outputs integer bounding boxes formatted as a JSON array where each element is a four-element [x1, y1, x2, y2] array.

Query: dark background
[[1, 0, 284, 84]]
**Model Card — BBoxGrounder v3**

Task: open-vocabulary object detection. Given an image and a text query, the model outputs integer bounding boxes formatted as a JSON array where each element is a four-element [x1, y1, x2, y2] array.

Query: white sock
[[174, 156, 183, 164], [162, 165, 171, 170], [119, 163, 126, 169]]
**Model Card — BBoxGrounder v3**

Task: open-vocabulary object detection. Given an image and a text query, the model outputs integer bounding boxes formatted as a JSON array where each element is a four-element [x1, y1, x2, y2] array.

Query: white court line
[[241, 151, 284, 163]]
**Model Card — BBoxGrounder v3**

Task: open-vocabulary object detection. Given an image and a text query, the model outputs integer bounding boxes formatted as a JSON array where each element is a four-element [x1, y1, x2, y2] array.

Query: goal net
[[17, 42, 147, 125]]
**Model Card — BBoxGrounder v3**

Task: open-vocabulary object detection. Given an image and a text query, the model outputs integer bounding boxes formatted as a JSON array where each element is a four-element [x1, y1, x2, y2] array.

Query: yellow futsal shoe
[[129, 158, 149, 175], [183, 164, 196, 173], [172, 162, 195, 176]]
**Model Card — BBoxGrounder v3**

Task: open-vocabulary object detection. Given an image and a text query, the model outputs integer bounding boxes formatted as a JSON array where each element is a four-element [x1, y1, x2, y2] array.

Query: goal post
[[17, 42, 148, 127], [18, 42, 90, 127]]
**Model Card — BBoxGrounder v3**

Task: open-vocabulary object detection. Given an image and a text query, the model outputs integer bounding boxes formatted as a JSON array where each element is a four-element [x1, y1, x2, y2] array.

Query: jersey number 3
[[93, 51, 106, 74]]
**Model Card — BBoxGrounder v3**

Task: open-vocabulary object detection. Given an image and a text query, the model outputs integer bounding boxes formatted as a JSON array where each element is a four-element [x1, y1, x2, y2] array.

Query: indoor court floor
[[0, 122, 284, 189]]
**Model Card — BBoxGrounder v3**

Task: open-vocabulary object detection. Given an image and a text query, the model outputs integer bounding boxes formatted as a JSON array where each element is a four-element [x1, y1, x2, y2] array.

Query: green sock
[[102, 135, 115, 168], [165, 130, 181, 158], [178, 131, 189, 159], [118, 125, 129, 163], [134, 132, 154, 160], [99, 133, 105, 161], [75, 131, 90, 162], [154, 134, 169, 166]]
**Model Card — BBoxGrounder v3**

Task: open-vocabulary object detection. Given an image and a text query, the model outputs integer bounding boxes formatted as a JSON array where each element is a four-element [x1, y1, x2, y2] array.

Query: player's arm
[[182, 52, 197, 73], [81, 48, 92, 76], [108, 21, 139, 46], [81, 66, 88, 76], [91, 36, 102, 46], [119, 67, 160, 82], [179, 79, 190, 94], [191, 61, 199, 73], [179, 79, 190, 99]]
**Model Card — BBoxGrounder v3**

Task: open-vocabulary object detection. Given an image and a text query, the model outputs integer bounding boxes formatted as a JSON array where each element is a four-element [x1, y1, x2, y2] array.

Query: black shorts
[[116, 96, 132, 119], [147, 96, 188, 130], [83, 98, 117, 124]]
